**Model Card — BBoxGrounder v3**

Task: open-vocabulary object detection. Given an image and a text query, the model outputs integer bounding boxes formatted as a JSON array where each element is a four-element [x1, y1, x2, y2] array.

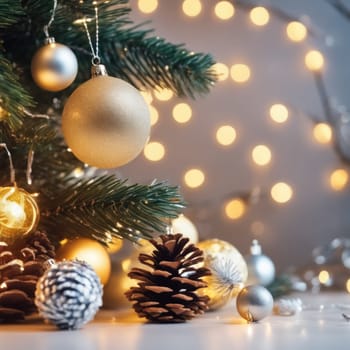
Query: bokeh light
[[214, 1, 235, 20], [137, 0, 158, 14], [313, 123, 332, 144], [305, 50, 324, 71], [149, 105, 159, 126], [271, 182, 293, 204], [140, 90, 153, 104], [182, 0, 202, 17], [252, 145, 272, 166], [250, 7, 270, 26], [154, 88, 173, 101], [216, 125, 237, 146], [318, 270, 330, 284], [230, 64, 251, 83], [330, 169, 348, 191], [212, 62, 229, 81], [286, 21, 307, 42], [225, 198, 246, 220], [143, 141, 165, 161], [269, 104, 289, 123], [184, 168, 205, 188], [172, 103, 192, 123]]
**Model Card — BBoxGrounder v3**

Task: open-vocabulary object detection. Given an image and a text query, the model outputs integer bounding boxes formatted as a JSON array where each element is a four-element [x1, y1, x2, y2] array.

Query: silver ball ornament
[[31, 38, 78, 91], [236, 285, 273, 322], [246, 240, 275, 286], [62, 66, 150, 169]]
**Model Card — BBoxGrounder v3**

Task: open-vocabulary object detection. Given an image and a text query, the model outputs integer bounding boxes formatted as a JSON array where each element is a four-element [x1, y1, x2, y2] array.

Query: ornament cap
[[250, 239, 262, 255], [91, 64, 108, 78], [44, 37, 56, 45]]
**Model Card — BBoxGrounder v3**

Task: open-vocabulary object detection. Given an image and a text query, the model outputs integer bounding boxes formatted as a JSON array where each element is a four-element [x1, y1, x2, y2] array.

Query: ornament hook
[[43, 0, 58, 39], [0, 143, 16, 186]]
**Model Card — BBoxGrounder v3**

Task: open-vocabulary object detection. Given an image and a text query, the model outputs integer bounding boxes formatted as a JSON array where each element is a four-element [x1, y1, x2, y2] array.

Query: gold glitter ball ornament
[[197, 239, 248, 310], [62, 66, 151, 169], [0, 186, 40, 243], [31, 38, 78, 91]]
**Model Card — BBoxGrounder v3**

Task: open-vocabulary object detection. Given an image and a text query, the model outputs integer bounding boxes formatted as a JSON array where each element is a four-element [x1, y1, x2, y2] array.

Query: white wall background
[[120, 0, 350, 271]]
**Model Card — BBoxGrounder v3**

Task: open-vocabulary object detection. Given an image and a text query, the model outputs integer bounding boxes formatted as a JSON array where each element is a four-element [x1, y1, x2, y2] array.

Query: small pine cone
[[125, 233, 211, 323], [22, 230, 56, 262], [35, 260, 103, 330], [0, 231, 55, 323]]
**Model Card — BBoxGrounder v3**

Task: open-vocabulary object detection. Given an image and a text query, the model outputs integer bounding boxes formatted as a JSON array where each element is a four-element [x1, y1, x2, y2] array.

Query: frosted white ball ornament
[[62, 64, 151, 169], [31, 37, 78, 91]]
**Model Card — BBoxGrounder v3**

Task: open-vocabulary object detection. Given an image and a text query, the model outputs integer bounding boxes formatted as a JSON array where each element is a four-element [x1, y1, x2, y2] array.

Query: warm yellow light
[[212, 63, 229, 81], [138, 0, 158, 14], [230, 64, 251, 83], [107, 238, 123, 254], [0, 106, 8, 120], [313, 123, 332, 144], [318, 270, 330, 284], [250, 7, 270, 26], [330, 169, 348, 191], [149, 105, 159, 126], [154, 88, 173, 101], [143, 141, 165, 161], [225, 199, 246, 220], [305, 50, 324, 71], [346, 279, 350, 293], [172, 103, 192, 123], [140, 90, 153, 104], [286, 21, 307, 42], [216, 125, 237, 146], [252, 145, 272, 166], [214, 1, 235, 20], [269, 104, 289, 123], [271, 182, 293, 204], [182, 0, 202, 17], [184, 168, 205, 188]]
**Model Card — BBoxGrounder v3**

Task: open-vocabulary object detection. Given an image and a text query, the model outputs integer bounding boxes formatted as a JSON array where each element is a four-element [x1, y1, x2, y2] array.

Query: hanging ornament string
[[82, 5, 100, 65], [43, 0, 58, 39], [0, 143, 16, 185]]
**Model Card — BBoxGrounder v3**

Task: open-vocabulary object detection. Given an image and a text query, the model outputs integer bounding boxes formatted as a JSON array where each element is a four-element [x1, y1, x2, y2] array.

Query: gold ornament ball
[[56, 238, 111, 285], [62, 75, 151, 169], [171, 214, 199, 243], [197, 239, 248, 310], [0, 186, 39, 243], [31, 41, 78, 91]]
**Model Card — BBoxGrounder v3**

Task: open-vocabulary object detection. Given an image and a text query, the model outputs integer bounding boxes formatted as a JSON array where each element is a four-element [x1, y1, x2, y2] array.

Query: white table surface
[[1, 292, 350, 350]]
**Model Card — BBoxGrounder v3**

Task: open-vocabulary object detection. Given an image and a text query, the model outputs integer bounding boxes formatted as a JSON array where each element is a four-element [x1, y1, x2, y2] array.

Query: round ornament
[[236, 285, 274, 322], [56, 238, 111, 285], [171, 214, 199, 243], [35, 260, 103, 330], [31, 38, 78, 92], [0, 186, 39, 243], [245, 240, 275, 286], [62, 65, 151, 169], [197, 239, 248, 310]]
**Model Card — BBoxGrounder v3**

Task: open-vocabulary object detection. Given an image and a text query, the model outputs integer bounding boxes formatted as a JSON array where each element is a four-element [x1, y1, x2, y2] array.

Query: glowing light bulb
[[313, 123, 332, 144], [225, 199, 246, 220], [212, 63, 229, 81], [269, 104, 289, 123], [182, 0, 202, 17], [330, 169, 348, 191], [184, 168, 205, 188], [149, 105, 159, 126], [270, 182, 293, 204], [286, 21, 307, 42], [154, 88, 173, 101], [305, 50, 324, 71], [143, 141, 165, 161], [250, 7, 270, 26], [216, 125, 237, 146], [318, 270, 330, 284], [252, 145, 272, 166], [230, 64, 251, 83], [172, 103, 192, 123], [214, 1, 235, 20], [138, 0, 158, 14]]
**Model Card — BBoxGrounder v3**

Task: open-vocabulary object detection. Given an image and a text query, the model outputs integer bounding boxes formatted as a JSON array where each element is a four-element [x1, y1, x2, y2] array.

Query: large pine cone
[[125, 233, 211, 323], [0, 231, 55, 322]]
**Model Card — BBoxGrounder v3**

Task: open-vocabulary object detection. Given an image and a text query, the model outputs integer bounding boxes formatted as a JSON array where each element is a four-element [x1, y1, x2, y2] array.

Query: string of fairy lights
[[129, 0, 350, 223]]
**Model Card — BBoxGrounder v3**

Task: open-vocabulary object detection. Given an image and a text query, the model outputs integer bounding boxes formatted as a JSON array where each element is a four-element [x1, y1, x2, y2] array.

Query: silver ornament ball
[[236, 285, 273, 322], [62, 69, 150, 169], [246, 240, 275, 286], [31, 38, 78, 91]]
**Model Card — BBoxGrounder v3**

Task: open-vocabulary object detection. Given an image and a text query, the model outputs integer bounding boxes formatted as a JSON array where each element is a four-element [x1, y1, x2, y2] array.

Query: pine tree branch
[[0, 0, 25, 29], [326, 0, 350, 20], [39, 175, 185, 245]]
